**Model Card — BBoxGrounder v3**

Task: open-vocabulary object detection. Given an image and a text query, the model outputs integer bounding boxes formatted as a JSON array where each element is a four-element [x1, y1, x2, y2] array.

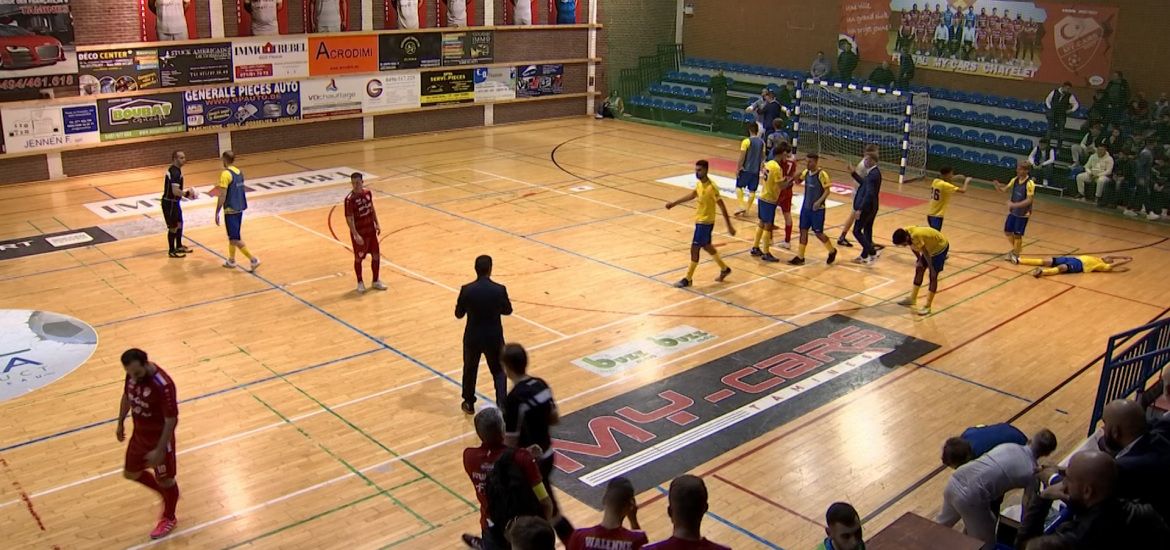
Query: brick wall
[[496, 29, 588, 61], [72, 0, 139, 45], [495, 96, 582, 123], [601, 0, 675, 92], [60, 134, 219, 176], [0, 155, 51, 184], [233, 119, 364, 154], [374, 106, 485, 137]]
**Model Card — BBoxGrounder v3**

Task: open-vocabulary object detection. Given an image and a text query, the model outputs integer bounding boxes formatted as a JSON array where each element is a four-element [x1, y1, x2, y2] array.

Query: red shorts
[[125, 431, 177, 480], [777, 189, 793, 213], [352, 231, 380, 259]]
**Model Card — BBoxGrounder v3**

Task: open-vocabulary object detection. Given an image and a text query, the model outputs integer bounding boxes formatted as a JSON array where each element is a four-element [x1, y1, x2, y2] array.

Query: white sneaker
[[914, 306, 931, 316], [1149, 212, 1162, 221], [778, 241, 791, 249], [371, 281, 387, 291], [356, 282, 366, 293], [249, 258, 261, 272], [222, 259, 236, 268], [1124, 209, 1138, 217]]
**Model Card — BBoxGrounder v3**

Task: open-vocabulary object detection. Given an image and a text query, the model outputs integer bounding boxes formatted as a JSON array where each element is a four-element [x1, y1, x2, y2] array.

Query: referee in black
[[162, 151, 193, 258], [455, 255, 512, 414]]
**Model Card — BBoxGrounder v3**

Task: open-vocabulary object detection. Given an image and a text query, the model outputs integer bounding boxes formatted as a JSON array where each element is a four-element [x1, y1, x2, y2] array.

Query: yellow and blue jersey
[[906, 225, 949, 256], [740, 137, 765, 174], [1007, 176, 1036, 217], [800, 168, 832, 209], [218, 166, 247, 213], [928, 178, 959, 217], [760, 160, 783, 204], [695, 178, 719, 224]]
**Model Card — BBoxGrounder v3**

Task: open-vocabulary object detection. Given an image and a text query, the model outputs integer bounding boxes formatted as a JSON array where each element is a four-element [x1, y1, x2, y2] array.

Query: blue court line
[[0, 348, 382, 453], [95, 288, 276, 328], [653, 486, 784, 549], [523, 210, 642, 238]]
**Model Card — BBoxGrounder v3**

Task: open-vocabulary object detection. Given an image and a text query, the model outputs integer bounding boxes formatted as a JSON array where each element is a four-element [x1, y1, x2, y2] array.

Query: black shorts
[[161, 200, 182, 227]]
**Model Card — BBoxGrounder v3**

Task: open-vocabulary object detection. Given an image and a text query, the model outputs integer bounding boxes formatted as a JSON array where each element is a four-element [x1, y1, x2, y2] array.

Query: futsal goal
[[793, 79, 930, 184]]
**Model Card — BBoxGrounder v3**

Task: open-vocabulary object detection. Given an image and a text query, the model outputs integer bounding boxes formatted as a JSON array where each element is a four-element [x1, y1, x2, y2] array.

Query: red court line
[[713, 473, 824, 528], [0, 456, 46, 532], [326, 205, 340, 241]]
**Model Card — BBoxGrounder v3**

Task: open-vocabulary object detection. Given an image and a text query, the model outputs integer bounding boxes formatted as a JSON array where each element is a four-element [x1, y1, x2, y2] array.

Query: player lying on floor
[[1012, 255, 1132, 277]]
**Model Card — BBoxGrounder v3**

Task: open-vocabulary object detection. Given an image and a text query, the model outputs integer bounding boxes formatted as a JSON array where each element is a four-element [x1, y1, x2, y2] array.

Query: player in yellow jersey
[[1013, 255, 1132, 277], [666, 159, 737, 288], [892, 226, 949, 315], [750, 144, 795, 263], [926, 166, 971, 230]]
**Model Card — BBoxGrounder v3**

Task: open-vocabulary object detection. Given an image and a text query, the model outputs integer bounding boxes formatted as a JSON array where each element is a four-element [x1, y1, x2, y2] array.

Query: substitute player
[[117, 348, 180, 540], [567, 477, 648, 550], [666, 160, 736, 288], [892, 226, 949, 315], [751, 145, 793, 262], [1014, 255, 1132, 277], [789, 154, 837, 266], [926, 166, 971, 230], [735, 123, 765, 217], [994, 160, 1036, 262], [213, 151, 260, 271], [344, 173, 386, 293], [161, 151, 195, 258]]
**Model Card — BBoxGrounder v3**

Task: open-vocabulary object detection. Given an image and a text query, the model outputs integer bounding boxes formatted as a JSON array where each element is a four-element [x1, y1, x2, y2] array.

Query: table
[[867, 512, 983, 550]]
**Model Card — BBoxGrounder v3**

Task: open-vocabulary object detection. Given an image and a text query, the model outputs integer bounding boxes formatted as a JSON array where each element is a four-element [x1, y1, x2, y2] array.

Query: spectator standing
[[895, 50, 915, 90], [643, 475, 729, 550], [1084, 89, 1107, 130], [868, 61, 895, 88], [1075, 147, 1114, 203], [837, 42, 859, 82], [1113, 149, 1136, 211], [1029, 138, 1057, 188], [456, 255, 513, 414], [810, 52, 831, 80], [777, 80, 796, 108], [1152, 92, 1170, 121], [567, 477, 648, 550], [709, 71, 728, 124], [815, 502, 864, 550], [1103, 71, 1131, 128], [1044, 82, 1079, 151]]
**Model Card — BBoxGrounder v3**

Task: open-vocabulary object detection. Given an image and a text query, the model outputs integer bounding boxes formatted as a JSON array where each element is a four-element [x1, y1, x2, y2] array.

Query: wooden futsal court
[[3, 118, 1170, 549]]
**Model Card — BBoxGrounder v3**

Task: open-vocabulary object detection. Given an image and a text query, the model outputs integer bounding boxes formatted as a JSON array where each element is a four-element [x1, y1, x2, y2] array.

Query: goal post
[[793, 79, 930, 184]]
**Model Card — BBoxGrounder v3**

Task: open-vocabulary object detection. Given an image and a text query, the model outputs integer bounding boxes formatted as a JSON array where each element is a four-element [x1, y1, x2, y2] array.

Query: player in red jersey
[[643, 476, 729, 550], [344, 172, 387, 293], [568, 477, 649, 550], [117, 348, 181, 540]]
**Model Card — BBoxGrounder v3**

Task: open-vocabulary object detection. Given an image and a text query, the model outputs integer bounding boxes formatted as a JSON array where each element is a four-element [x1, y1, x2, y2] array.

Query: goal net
[[794, 79, 930, 184]]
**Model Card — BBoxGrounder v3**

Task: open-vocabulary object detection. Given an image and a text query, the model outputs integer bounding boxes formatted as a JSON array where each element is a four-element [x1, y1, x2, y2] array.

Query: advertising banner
[[842, 0, 1118, 84], [97, 92, 185, 141], [473, 67, 515, 102], [232, 36, 308, 81], [138, 0, 199, 42], [183, 82, 299, 129], [158, 43, 233, 87], [1, 102, 98, 153], [308, 34, 378, 75], [77, 49, 160, 95], [377, 32, 441, 71], [440, 30, 492, 66], [0, 0, 78, 98], [360, 72, 420, 112], [516, 63, 563, 97], [236, 0, 289, 36], [301, 76, 362, 118], [304, 0, 349, 33], [420, 68, 472, 106]]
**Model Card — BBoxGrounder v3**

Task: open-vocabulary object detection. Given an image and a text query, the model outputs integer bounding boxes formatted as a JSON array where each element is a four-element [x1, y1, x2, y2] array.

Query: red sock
[[354, 258, 363, 283], [133, 471, 162, 494], [784, 224, 793, 242], [371, 254, 381, 282], [161, 482, 180, 520]]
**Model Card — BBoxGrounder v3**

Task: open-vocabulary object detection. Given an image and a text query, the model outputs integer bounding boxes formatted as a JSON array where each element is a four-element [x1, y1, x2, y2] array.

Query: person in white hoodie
[[1076, 147, 1114, 203]]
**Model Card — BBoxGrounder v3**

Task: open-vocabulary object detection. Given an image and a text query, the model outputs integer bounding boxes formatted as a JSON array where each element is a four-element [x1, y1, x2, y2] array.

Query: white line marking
[[284, 272, 344, 287]]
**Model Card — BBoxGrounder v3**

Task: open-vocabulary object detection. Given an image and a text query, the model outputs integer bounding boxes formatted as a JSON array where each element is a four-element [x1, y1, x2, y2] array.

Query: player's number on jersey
[[932, 188, 941, 201]]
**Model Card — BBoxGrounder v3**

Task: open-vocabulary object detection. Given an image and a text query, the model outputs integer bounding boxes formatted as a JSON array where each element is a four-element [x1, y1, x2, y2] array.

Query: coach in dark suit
[[455, 255, 512, 415]]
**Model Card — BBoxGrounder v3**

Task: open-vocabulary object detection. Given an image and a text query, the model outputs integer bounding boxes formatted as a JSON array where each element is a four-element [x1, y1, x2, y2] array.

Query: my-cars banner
[[516, 64, 563, 97], [360, 72, 420, 112], [237, 0, 289, 36], [301, 76, 362, 118], [232, 36, 308, 81], [474, 67, 515, 102], [420, 68, 472, 106], [183, 82, 299, 129], [440, 31, 492, 66], [0, 0, 78, 98], [139, 0, 199, 42], [78, 49, 160, 95], [308, 34, 377, 75], [843, 0, 1118, 84], [97, 93, 185, 141], [158, 43, 233, 87], [377, 32, 440, 70], [1, 103, 98, 153]]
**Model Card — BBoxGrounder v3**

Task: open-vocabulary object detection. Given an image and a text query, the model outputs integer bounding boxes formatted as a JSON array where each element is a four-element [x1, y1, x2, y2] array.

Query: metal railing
[[1088, 317, 1170, 436]]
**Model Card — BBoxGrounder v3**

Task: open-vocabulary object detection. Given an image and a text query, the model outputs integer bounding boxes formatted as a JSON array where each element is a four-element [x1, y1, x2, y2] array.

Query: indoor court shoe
[[761, 254, 780, 262], [788, 256, 805, 265], [1009, 255, 1020, 265], [1032, 268, 1044, 278], [372, 281, 388, 291], [357, 282, 367, 293], [717, 267, 732, 282], [675, 278, 692, 288], [778, 241, 791, 249], [168, 251, 185, 258], [837, 237, 853, 247], [914, 306, 931, 316], [750, 247, 763, 256], [222, 259, 236, 268], [851, 256, 869, 265], [249, 258, 261, 272], [461, 533, 485, 549], [460, 401, 475, 415], [827, 249, 838, 265], [177, 245, 193, 253], [897, 297, 915, 306], [150, 518, 177, 540]]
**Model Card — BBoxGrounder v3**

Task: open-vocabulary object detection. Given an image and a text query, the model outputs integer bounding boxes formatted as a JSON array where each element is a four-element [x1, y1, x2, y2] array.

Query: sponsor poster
[[158, 43, 233, 87], [382, 0, 428, 29], [236, 0, 290, 36], [473, 67, 515, 102], [516, 63, 563, 97], [842, 0, 1118, 84], [97, 92, 185, 141], [301, 76, 362, 118], [232, 36, 308, 81], [77, 49, 160, 96], [360, 72, 420, 112], [1, 102, 99, 153], [183, 82, 300, 129], [377, 32, 441, 71], [420, 68, 473, 106], [138, 0, 199, 42], [572, 326, 716, 377], [440, 30, 493, 66], [308, 34, 378, 75], [304, 0, 348, 33], [0, 0, 78, 99]]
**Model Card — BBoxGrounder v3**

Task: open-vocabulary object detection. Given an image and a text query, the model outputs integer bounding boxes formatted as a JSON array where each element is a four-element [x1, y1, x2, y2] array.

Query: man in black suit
[[455, 255, 512, 415], [1045, 81, 1080, 151]]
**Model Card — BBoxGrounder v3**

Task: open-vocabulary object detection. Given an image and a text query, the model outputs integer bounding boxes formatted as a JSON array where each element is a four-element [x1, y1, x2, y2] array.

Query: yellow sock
[[747, 191, 757, 211], [798, 243, 807, 258], [237, 245, 255, 260], [924, 292, 936, 309], [753, 227, 763, 248], [686, 261, 698, 281], [908, 285, 921, 305], [1018, 258, 1045, 266], [736, 188, 745, 209], [712, 251, 729, 269], [762, 232, 772, 254], [1042, 267, 1061, 276], [228, 243, 237, 260], [822, 239, 836, 253], [1013, 238, 1023, 256]]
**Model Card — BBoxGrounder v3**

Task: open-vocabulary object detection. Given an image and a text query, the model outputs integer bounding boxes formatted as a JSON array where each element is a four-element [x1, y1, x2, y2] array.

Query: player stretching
[[161, 151, 195, 258], [344, 173, 386, 293], [926, 166, 971, 230], [751, 145, 794, 262], [214, 151, 260, 271], [789, 154, 837, 266], [117, 348, 180, 540], [892, 226, 949, 315], [993, 160, 1036, 262], [1014, 255, 1132, 278], [734, 124, 765, 217], [666, 160, 736, 288]]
